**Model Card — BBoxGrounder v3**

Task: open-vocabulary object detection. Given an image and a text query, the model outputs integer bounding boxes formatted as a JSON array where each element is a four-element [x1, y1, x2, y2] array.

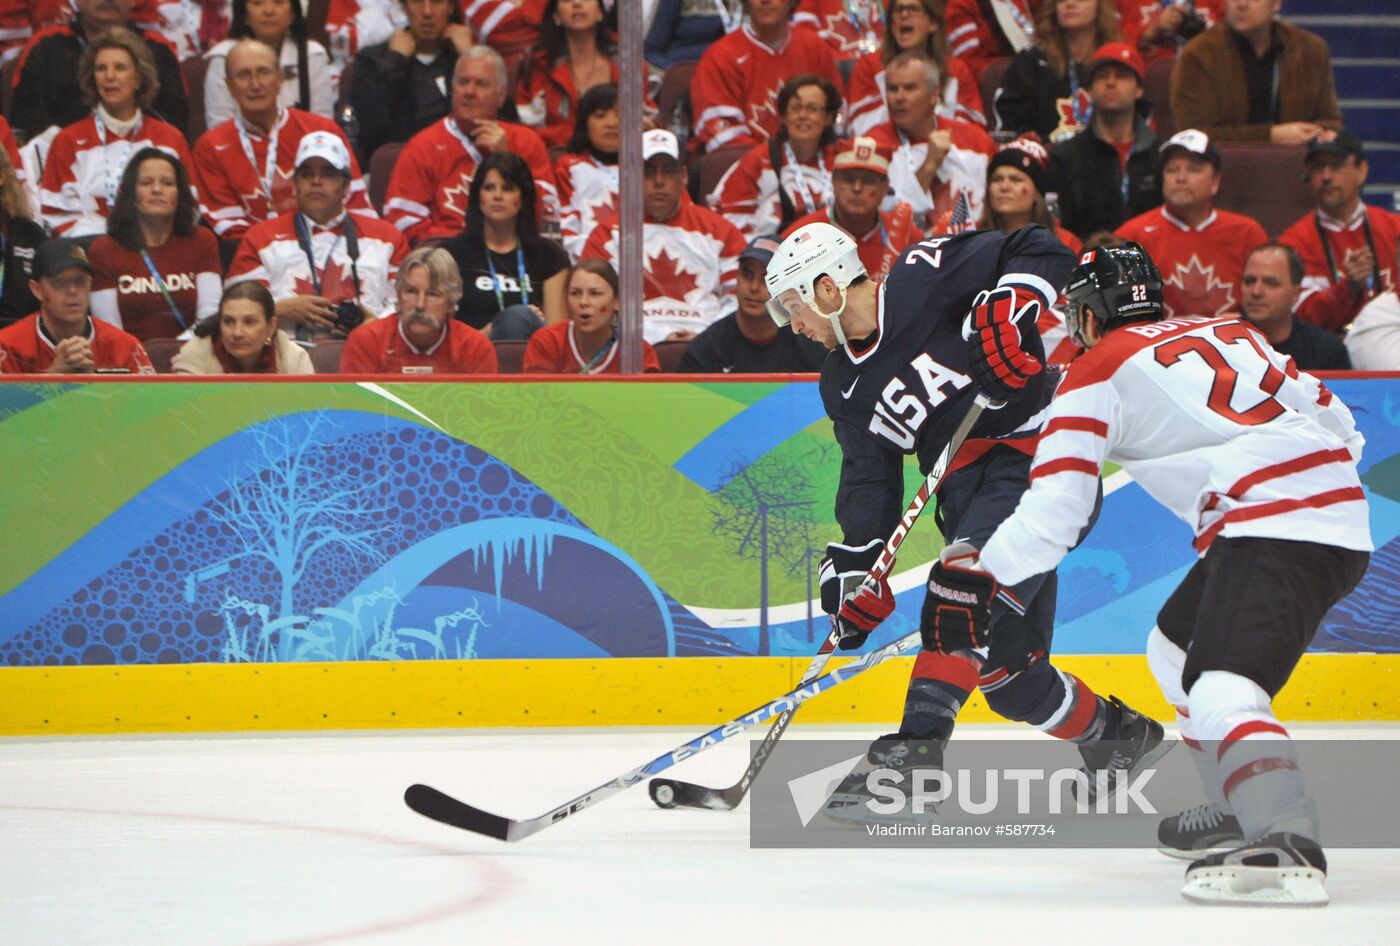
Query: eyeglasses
[[891, 3, 934, 19], [786, 101, 832, 116]]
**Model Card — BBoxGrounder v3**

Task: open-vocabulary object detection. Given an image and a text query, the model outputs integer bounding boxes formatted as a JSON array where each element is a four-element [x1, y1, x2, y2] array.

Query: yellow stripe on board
[[1, 654, 1396, 736]]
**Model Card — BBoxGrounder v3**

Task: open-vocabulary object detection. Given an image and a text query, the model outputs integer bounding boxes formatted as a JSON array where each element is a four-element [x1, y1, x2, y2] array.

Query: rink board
[[0, 374, 1398, 734]]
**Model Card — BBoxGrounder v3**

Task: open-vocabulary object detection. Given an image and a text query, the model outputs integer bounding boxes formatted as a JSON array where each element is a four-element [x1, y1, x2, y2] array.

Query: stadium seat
[[652, 338, 688, 372], [697, 146, 748, 202], [1145, 57, 1175, 140], [1214, 143, 1312, 239], [368, 141, 404, 214], [656, 61, 699, 149], [0, 56, 14, 119], [493, 338, 527, 373], [979, 57, 1013, 129], [141, 337, 185, 374], [310, 339, 345, 373], [181, 56, 210, 144]]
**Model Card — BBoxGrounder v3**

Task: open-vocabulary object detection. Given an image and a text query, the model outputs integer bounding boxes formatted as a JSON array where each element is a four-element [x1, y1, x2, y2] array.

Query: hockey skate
[[823, 732, 946, 826], [1158, 804, 1246, 860], [1181, 832, 1328, 907], [1073, 696, 1172, 807]]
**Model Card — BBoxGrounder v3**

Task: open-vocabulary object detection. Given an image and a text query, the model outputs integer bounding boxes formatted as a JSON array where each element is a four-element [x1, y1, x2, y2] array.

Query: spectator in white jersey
[[1345, 240, 1400, 371]]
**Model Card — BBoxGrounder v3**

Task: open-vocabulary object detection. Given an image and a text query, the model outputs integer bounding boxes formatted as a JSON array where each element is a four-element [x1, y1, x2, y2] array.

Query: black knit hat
[[987, 136, 1050, 196]]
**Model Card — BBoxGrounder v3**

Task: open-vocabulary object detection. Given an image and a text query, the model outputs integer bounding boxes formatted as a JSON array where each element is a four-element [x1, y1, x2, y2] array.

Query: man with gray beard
[[340, 246, 498, 374]]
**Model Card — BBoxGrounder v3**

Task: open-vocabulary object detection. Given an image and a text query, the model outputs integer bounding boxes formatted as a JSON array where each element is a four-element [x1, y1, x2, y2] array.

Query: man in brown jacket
[[1169, 0, 1341, 145]]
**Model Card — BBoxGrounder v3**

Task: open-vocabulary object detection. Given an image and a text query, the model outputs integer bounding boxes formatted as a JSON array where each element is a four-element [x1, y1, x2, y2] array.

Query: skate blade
[[1157, 842, 1242, 861], [1181, 865, 1328, 907]]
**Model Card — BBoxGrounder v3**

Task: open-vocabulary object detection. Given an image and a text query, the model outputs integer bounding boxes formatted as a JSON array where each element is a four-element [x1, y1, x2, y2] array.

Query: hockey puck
[[651, 781, 676, 808]]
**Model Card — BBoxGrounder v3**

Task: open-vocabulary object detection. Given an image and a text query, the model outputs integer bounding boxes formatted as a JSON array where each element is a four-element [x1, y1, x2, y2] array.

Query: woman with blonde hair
[[0, 144, 45, 328], [994, 0, 1120, 143], [38, 27, 192, 239], [172, 282, 313, 374]]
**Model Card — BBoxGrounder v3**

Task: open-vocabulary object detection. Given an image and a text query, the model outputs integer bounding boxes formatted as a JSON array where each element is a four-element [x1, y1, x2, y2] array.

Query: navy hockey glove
[[967, 286, 1043, 402], [921, 544, 997, 654], [820, 543, 895, 651]]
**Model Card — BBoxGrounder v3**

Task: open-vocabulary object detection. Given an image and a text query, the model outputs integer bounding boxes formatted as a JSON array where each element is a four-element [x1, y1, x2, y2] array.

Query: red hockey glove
[[820, 544, 896, 651], [967, 286, 1043, 402]]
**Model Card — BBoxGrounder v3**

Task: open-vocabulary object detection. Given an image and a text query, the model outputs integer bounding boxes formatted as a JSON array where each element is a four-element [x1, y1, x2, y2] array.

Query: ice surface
[[2, 726, 1397, 945]]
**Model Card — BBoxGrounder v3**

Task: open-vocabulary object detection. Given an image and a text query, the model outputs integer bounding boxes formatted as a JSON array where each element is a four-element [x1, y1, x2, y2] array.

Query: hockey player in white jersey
[[925, 243, 1372, 906]]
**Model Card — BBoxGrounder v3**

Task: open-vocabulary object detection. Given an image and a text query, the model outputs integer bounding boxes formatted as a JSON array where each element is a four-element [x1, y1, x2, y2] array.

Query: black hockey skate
[[1073, 696, 1172, 807], [823, 732, 946, 826], [1158, 804, 1246, 860], [1181, 832, 1328, 907]]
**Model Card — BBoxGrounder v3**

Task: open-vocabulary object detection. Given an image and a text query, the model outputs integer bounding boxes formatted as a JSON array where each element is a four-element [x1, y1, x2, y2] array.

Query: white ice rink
[[3, 726, 1398, 946]]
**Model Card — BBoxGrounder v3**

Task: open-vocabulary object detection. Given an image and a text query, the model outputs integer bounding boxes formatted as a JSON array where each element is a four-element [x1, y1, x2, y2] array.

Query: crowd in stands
[[0, 0, 1395, 377]]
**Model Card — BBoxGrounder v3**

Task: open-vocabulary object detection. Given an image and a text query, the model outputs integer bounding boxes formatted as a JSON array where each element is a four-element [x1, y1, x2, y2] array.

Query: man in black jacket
[[346, 0, 475, 165], [11, 0, 189, 141], [1048, 42, 1161, 240], [1240, 242, 1351, 371]]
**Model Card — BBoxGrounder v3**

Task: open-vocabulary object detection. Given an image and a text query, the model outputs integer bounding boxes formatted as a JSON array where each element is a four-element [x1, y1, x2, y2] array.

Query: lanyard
[[1066, 61, 1090, 127], [714, 0, 743, 33], [1315, 211, 1380, 296], [295, 214, 344, 295], [576, 324, 617, 373], [139, 248, 188, 330], [93, 114, 138, 206], [234, 111, 281, 204], [782, 143, 827, 213], [485, 245, 532, 312]]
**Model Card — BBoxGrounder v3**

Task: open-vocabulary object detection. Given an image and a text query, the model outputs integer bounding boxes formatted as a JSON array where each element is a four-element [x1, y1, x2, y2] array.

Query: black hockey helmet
[[1063, 242, 1164, 347]]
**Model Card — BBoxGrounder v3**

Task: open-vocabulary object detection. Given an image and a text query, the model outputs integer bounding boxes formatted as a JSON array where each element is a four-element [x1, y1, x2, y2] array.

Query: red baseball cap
[[1088, 42, 1145, 83]]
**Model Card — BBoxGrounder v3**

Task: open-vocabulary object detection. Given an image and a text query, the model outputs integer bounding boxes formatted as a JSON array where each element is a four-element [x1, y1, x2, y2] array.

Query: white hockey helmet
[[764, 222, 866, 344]]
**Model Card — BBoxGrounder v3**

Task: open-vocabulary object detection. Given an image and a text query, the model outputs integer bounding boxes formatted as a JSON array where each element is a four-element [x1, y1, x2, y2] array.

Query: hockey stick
[[647, 393, 995, 812], [403, 627, 926, 841]]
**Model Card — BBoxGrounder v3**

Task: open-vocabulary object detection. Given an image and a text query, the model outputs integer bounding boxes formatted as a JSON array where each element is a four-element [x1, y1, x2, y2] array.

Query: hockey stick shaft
[[404, 626, 926, 841], [649, 394, 993, 809]]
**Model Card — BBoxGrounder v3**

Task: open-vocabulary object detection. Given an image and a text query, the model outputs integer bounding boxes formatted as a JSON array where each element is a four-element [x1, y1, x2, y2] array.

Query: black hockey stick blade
[[649, 776, 742, 811], [405, 783, 513, 841]]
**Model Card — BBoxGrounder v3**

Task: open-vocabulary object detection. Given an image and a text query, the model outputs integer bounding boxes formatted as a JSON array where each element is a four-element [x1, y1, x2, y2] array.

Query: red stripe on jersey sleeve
[[1195, 486, 1367, 552], [1029, 457, 1101, 481], [1043, 416, 1109, 438]]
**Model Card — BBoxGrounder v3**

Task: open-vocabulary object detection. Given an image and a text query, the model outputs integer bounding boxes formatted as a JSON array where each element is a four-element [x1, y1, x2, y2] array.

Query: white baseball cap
[[642, 129, 680, 161], [295, 130, 351, 172]]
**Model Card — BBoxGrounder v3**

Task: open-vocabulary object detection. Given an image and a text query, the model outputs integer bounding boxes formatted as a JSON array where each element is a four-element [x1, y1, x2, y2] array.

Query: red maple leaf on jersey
[[441, 173, 474, 222], [644, 249, 699, 301], [1163, 255, 1236, 318], [292, 256, 357, 303], [747, 86, 782, 141], [590, 189, 619, 224]]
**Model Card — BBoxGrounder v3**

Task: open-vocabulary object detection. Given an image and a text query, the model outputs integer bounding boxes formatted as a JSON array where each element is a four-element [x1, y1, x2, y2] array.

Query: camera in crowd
[[333, 300, 365, 332], [1177, 4, 1208, 40]]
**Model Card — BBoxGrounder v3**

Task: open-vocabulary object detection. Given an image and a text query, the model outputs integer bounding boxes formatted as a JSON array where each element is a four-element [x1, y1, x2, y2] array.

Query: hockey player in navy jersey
[[764, 221, 1168, 822], [922, 243, 1370, 906]]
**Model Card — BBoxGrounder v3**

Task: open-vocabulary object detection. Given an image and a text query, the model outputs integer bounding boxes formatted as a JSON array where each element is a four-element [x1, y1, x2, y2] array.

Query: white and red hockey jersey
[[946, 0, 1041, 81], [708, 141, 834, 239], [794, 0, 884, 60], [463, 0, 545, 62], [869, 117, 995, 235], [39, 112, 192, 238], [226, 210, 409, 319], [383, 116, 558, 245], [1280, 204, 1400, 334], [1116, 206, 1268, 320], [847, 50, 986, 134], [980, 314, 1371, 587], [193, 108, 373, 241], [554, 151, 617, 261], [580, 195, 747, 343], [691, 25, 844, 153]]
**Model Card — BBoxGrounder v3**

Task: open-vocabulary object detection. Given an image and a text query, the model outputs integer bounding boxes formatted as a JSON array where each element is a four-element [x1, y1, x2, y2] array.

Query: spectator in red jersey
[[340, 245, 499, 373], [794, 0, 883, 61], [1237, 242, 1350, 372], [783, 136, 922, 279], [1116, 129, 1266, 319], [11, 0, 188, 141], [979, 136, 1079, 250], [1116, 0, 1220, 63], [321, 0, 408, 95], [524, 259, 662, 373], [39, 27, 193, 240], [710, 74, 840, 239], [555, 83, 619, 261], [346, 0, 473, 165], [384, 45, 559, 245], [171, 280, 313, 373], [581, 130, 748, 343], [867, 52, 996, 235], [227, 131, 410, 341], [0, 145, 46, 329], [0, 238, 153, 374], [89, 147, 222, 341], [690, 0, 843, 154], [945, 0, 1041, 83], [193, 39, 372, 246], [438, 151, 570, 338], [517, 0, 621, 150], [1048, 41, 1160, 239], [680, 234, 827, 373], [847, 0, 984, 136], [204, 0, 333, 129], [1170, 0, 1340, 145], [1280, 131, 1400, 334], [996, 0, 1120, 144]]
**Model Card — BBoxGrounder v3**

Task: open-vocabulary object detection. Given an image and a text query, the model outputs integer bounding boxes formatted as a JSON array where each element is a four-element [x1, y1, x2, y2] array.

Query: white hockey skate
[[1181, 832, 1329, 907]]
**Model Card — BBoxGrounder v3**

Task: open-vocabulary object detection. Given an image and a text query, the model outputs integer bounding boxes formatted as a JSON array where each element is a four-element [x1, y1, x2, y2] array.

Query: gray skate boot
[[1158, 804, 1246, 860], [1073, 696, 1173, 806], [823, 732, 946, 826]]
